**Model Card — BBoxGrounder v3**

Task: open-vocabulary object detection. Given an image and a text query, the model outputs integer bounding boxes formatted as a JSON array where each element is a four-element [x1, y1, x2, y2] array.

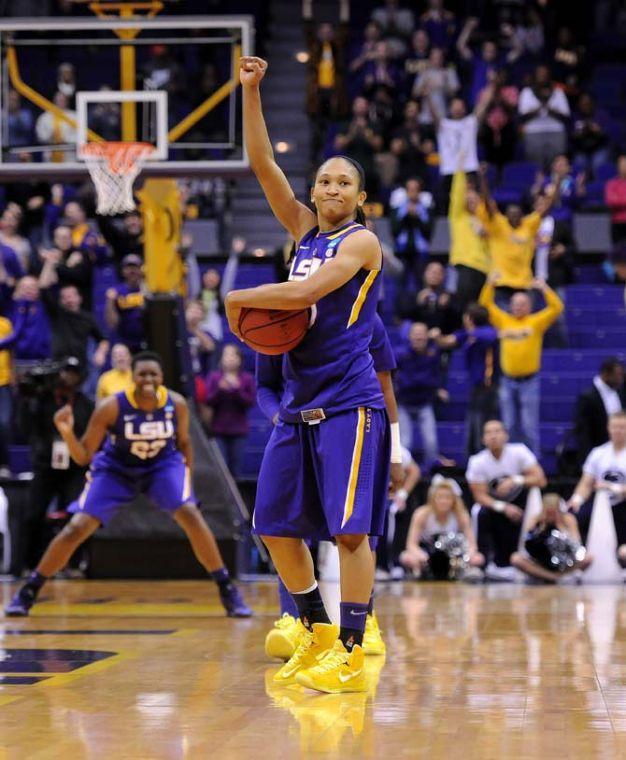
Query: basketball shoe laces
[[286, 627, 315, 666], [310, 641, 350, 674], [274, 613, 296, 629]]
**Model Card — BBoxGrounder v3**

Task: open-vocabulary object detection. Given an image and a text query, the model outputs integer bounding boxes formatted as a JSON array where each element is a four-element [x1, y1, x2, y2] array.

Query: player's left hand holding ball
[[54, 404, 74, 436]]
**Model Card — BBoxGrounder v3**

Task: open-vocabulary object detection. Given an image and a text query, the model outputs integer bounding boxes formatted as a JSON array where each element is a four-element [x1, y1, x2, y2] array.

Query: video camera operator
[[16, 356, 94, 569]]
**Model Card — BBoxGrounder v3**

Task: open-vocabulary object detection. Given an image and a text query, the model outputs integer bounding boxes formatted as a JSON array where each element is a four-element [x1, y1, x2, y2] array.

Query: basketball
[[239, 307, 310, 355]]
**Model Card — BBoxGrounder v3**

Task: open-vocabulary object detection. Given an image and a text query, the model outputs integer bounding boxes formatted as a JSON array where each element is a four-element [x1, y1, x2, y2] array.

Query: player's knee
[[335, 534, 367, 553], [510, 552, 522, 568]]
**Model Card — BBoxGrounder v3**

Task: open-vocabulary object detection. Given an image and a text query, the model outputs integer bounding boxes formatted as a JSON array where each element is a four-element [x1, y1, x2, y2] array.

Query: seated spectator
[[361, 41, 401, 97], [202, 344, 255, 478], [418, 0, 456, 52], [605, 155, 626, 244], [550, 27, 585, 96], [396, 261, 459, 332], [62, 200, 106, 263], [518, 64, 570, 167], [0, 311, 13, 478], [56, 62, 76, 100], [456, 18, 501, 107], [400, 477, 484, 578], [37, 224, 93, 309], [573, 358, 625, 465], [43, 284, 109, 370], [467, 419, 547, 581], [387, 100, 429, 185], [433, 303, 499, 456], [532, 154, 585, 225], [186, 300, 215, 377], [571, 94, 610, 176], [380, 444, 421, 573], [95, 343, 133, 402], [371, 0, 415, 58], [412, 47, 459, 127], [334, 96, 383, 195], [6, 90, 34, 152], [395, 321, 451, 470], [0, 204, 32, 273], [480, 276, 564, 454], [0, 276, 50, 364], [35, 91, 76, 163], [476, 69, 519, 170], [478, 180, 555, 295], [104, 254, 146, 352], [349, 21, 383, 79], [303, 0, 350, 164], [96, 209, 144, 265], [403, 29, 430, 84], [512, 493, 591, 583], [568, 412, 626, 566], [390, 177, 433, 282], [447, 168, 489, 310]]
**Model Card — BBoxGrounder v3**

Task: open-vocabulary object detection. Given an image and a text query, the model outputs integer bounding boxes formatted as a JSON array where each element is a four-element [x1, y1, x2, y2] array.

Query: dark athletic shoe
[[4, 585, 37, 617], [219, 585, 253, 617]]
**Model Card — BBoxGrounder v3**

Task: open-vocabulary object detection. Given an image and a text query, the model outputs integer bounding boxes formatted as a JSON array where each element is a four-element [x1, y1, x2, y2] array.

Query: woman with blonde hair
[[400, 477, 485, 578], [512, 493, 592, 583]]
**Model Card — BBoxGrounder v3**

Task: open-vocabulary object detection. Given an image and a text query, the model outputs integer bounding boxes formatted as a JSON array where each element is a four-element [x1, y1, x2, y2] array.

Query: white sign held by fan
[[583, 490, 623, 583]]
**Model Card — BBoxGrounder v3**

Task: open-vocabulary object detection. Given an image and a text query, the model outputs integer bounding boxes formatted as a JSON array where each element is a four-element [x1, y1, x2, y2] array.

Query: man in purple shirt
[[433, 303, 499, 456], [104, 254, 146, 352]]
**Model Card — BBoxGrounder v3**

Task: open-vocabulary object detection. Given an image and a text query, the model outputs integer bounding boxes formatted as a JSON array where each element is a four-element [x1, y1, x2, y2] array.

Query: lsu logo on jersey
[[124, 418, 174, 460]]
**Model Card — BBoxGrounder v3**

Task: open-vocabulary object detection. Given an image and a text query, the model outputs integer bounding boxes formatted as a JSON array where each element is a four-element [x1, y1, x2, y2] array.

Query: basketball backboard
[[0, 10, 252, 179]]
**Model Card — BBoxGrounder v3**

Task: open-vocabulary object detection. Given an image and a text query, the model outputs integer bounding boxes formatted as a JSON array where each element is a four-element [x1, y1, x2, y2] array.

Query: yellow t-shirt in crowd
[[318, 42, 335, 88], [96, 368, 134, 401], [448, 171, 490, 274], [478, 207, 542, 289], [479, 282, 564, 377], [0, 317, 12, 387]]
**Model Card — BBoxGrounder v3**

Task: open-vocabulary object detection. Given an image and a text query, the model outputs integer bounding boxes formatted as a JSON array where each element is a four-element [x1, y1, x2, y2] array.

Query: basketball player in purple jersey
[[5, 352, 251, 618], [226, 56, 396, 693]]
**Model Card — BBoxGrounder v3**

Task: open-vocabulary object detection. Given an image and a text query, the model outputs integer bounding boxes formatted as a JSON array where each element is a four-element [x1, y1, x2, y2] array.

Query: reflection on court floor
[[1, 580, 626, 758]]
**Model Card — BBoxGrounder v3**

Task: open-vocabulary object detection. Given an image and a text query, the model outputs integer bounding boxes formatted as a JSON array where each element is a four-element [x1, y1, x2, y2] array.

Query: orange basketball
[[238, 307, 310, 355]]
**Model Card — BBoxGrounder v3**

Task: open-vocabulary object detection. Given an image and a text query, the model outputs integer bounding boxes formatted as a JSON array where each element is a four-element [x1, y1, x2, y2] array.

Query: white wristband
[[512, 475, 525, 487], [390, 422, 402, 464], [570, 493, 583, 509], [492, 500, 506, 513], [395, 488, 408, 502]]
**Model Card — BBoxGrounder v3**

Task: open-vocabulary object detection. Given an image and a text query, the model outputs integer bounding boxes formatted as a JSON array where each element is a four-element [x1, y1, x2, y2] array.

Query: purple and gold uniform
[[69, 386, 193, 524], [253, 222, 391, 541]]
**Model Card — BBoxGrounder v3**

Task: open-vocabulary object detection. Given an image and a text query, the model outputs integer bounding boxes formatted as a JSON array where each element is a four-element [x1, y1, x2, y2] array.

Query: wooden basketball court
[[1, 580, 625, 758]]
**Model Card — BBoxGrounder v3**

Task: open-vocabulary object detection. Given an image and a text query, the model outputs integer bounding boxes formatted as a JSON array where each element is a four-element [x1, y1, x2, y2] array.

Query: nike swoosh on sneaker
[[338, 669, 362, 683]]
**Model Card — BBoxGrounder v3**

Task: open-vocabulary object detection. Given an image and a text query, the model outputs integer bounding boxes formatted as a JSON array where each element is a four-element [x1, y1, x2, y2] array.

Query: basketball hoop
[[80, 141, 155, 215]]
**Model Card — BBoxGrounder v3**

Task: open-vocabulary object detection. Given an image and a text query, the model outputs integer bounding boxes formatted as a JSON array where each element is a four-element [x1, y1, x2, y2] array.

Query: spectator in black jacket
[[96, 210, 144, 265], [396, 260, 460, 332], [16, 357, 94, 568], [37, 225, 93, 308], [574, 358, 625, 464], [42, 284, 109, 370]]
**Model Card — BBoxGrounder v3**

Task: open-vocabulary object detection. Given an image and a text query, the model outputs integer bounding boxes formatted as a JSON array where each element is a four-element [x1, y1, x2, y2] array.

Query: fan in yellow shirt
[[95, 343, 133, 402], [479, 275, 563, 454], [477, 187, 556, 291]]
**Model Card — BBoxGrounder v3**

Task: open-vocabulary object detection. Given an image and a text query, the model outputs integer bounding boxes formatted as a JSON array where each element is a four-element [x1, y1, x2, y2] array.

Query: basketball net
[[80, 141, 155, 215]]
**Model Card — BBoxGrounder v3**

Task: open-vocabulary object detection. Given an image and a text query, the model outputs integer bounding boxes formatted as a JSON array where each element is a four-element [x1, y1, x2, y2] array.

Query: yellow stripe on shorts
[[341, 407, 366, 529]]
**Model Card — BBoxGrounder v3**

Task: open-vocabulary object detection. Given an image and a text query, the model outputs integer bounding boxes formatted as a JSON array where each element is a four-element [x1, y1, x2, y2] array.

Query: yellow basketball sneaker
[[272, 622, 338, 685], [295, 640, 367, 694], [265, 614, 306, 661], [362, 613, 386, 656]]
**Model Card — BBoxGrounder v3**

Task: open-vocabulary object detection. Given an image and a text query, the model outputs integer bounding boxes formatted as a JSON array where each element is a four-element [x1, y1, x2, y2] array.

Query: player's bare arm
[[225, 229, 381, 336], [54, 396, 118, 467], [171, 392, 193, 470], [240, 56, 316, 241]]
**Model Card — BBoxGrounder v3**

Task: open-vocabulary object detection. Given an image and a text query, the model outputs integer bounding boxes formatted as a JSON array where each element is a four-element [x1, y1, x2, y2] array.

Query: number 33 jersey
[[100, 387, 181, 470]]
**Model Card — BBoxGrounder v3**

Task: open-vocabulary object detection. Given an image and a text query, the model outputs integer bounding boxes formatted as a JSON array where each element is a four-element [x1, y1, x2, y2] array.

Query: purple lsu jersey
[[101, 387, 180, 470], [280, 222, 385, 423]]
